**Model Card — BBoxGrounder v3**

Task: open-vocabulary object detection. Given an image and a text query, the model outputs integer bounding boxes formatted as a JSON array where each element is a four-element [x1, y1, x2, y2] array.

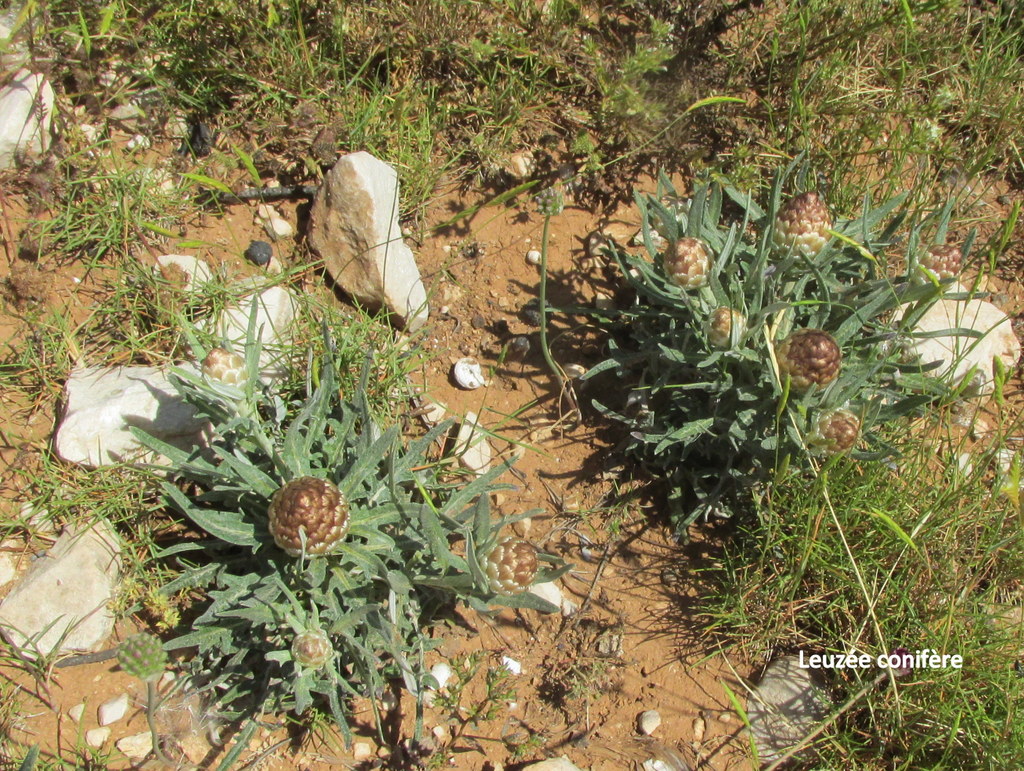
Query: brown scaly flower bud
[[809, 409, 861, 455], [772, 192, 831, 258], [268, 477, 350, 557], [776, 329, 841, 391], [918, 244, 962, 281], [486, 538, 539, 595], [291, 629, 333, 669], [664, 237, 712, 289], [706, 307, 746, 349], [202, 347, 246, 386]]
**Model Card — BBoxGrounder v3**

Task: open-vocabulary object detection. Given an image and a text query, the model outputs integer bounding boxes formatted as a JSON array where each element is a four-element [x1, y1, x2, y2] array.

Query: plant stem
[[146, 679, 177, 767], [537, 214, 563, 385], [537, 215, 580, 418]]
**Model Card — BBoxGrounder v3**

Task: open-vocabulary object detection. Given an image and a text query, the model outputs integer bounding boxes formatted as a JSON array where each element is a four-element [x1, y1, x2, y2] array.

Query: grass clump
[[703, 436, 1024, 768], [716, 0, 1024, 208]]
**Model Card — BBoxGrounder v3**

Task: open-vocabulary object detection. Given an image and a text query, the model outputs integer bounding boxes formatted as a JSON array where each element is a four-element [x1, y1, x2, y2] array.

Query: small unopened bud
[[706, 307, 746, 348], [776, 329, 842, 391], [202, 348, 246, 385], [485, 538, 539, 595], [772, 192, 831, 258], [664, 237, 712, 289], [918, 244, 962, 281], [808, 408, 861, 454], [291, 629, 333, 669]]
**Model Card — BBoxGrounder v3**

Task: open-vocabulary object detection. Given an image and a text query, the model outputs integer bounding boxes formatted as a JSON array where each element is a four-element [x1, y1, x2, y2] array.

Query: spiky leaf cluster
[[587, 160, 970, 529], [135, 326, 568, 736]]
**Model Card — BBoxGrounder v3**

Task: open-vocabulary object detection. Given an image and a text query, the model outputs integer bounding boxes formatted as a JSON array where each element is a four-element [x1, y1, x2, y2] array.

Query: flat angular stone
[[0, 68, 53, 167], [747, 655, 830, 764], [522, 759, 587, 771], [909, 295, 1020, 396], [55, 365, 205, 468], [308, 152, 428, 331], [215, 282, 298, 380], [454, 412, 492, 475], [155, 254, 212, 291], [0, 522, 121, 657]]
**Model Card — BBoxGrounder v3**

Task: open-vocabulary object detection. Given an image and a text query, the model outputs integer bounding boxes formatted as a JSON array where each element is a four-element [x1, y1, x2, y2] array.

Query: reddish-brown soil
[[0, 147, 755, 770], [3, 132, 1023, 769]]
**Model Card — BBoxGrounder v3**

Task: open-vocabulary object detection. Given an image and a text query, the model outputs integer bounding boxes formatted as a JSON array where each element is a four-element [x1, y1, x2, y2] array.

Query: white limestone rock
[[308, 152, 428, 331], [638, 709, 662, 735], [0, 10, 29, 71], [908, 296, 1020, 396], [214, 282, 298, 381], [255, 204, 294, 240], [116, 731, 153, 759], [85, 727, 111, 748], [747, 655, 830, 765], [454, 413, 492, 475], [529, 580, 567, 615], [0, 68, 53, 167], [155, 254, 212, 291], [0, 539, 21, 588], [54, 364, 206, 468], [98, 692, 129, 726], [521, 758, 587, 771], [0, 522, 121, 657]]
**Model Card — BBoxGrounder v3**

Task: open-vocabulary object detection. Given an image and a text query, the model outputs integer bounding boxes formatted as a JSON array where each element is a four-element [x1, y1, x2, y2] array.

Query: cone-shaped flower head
[[291, 629, 333, 669], [706, 307, 746, 349], [809, 408, 861, 455], [268, 477, 350, 557], [664, 237, 712, 289], [534, 187, 565, 217], [486, 538, 539, 595], [918, 244, 962, 281], [772, 192, 831, 258], [202, 347, 246, 385], [777, 329, 841, 391], [117, 633, 168, 682]]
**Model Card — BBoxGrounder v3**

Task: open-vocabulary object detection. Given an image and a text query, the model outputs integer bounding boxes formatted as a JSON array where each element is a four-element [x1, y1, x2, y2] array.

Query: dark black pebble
[[508, 336, 531, 359], [471, 314, 487, 330], [520, 300, 542, 327], [177, 121, 214, 157], [245, 240, 273, 266]]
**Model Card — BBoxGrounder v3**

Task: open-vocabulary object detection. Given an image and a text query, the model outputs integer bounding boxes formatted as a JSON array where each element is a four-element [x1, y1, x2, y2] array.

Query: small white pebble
[[638, 709, 662, 735], [442, 244, 452, 253], [692, 714, 706, 743], [125, 134, 150, 151], [642, 760, 673, 771], [116, 731, 153, 759], [352, 742, 373, 761], [501, 656, 522, 676], [563, 363, 587, 379], [526, 249, 542, 265], [529, 581, 564, 612], [430, 662, 453, 690], [98, 693, 128, 726], [68, 702, 86, 723], [71, 276, 81, 284], [85, 727, 111, 748], [452, 358, 487, 390], [264, 216, 294, 240]]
